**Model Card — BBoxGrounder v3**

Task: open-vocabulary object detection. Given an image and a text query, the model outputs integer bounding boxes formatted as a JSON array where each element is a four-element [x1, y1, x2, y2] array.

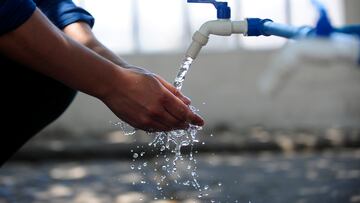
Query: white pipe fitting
[[259, 33, 360, 95], [185, 20, 248, 59]]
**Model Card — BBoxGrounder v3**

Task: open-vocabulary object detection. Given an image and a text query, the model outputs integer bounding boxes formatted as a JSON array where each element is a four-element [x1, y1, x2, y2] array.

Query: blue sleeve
[[0, 0, 36, 35], [36, 0, 94, 29]]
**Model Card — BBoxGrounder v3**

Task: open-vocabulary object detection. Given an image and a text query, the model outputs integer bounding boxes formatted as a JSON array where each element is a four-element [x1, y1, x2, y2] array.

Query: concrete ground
[[1, 149, 360, 203]]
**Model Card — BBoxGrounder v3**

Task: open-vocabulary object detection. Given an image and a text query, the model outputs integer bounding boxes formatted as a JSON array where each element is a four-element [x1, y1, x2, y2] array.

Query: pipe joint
[[186, 20, 248, 59]]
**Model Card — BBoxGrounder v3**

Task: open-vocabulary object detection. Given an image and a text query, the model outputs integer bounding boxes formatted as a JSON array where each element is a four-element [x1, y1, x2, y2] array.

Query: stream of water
[[147, 56, 205, 191]]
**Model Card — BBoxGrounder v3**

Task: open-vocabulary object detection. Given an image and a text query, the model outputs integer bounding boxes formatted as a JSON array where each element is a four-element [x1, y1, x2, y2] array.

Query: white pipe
[[259, 33, 360, 96], [185, 20, 248, 59]]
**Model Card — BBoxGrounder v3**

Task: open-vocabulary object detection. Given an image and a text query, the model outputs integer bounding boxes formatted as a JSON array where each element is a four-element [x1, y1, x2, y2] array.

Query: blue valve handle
[[187, 0, 231, 19], [245, 0, 360, 65], [311, 0, 334, 36]]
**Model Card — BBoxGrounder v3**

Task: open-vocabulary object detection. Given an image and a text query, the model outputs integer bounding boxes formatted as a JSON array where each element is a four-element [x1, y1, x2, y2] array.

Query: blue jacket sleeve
[[36, 0, 94, 30], [0, 0, 36, 35]]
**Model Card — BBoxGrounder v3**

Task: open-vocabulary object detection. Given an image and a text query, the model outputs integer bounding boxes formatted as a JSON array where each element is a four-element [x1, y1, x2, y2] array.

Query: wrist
[[95, 64, 130, 100]]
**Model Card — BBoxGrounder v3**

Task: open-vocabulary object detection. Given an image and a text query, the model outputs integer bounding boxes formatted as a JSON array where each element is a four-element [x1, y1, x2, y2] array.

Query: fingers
[[126, 113, 172, 132], [155, 75, 192, 105], [124, 105, 190, 132], [145, 104, 190, 131], [174, 88, 192, 106], [154, 107, 190, 130], [161, 91, 204, 127]]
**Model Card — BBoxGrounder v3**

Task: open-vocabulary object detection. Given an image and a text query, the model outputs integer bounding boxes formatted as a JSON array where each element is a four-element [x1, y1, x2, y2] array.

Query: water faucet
[[185, 0, 360, 95], [185, 0, 248, 59]]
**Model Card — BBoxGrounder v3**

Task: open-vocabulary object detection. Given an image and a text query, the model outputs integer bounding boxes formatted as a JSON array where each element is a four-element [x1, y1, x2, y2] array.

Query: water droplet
[[130, 165, 135, 170], [133, 153, 139, 159], [218, 182, 222, 187], [140, 152, 145, 156], [143, 162, 147, 167], [204, 185, 209, 190]]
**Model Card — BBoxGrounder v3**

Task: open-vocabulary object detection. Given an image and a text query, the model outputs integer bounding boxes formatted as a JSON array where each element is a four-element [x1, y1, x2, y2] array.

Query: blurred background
[[1, 0, 360, 203]]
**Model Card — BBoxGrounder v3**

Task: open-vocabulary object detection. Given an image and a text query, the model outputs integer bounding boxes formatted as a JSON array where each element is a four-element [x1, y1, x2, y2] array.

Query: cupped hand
[[101, 66, 204, 132]]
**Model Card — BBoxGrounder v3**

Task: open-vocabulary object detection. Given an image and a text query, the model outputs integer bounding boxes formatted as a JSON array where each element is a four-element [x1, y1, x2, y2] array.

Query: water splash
[[111, 121, 136, 136], [148, 56, 204, 190], [118, 56, 205, 197]]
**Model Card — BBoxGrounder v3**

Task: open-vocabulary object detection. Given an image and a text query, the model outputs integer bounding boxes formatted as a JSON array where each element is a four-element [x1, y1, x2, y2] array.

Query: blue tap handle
[[187, 0, 231, 19], [311, 0, 334, 36]]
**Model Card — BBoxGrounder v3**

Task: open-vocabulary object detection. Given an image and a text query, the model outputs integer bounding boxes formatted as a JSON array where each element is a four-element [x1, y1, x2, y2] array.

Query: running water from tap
[[174, 57, 194, 90], [147, 56, 205, 191]]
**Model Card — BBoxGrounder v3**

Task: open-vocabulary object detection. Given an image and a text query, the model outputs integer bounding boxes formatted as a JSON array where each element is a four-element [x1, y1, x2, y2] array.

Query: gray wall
[[43, 1, 360, 135], [344, 0, 360, 24]]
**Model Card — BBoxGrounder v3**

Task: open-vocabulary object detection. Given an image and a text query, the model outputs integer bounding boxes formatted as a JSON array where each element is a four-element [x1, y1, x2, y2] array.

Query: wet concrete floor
[[1, 150, 360, 203]]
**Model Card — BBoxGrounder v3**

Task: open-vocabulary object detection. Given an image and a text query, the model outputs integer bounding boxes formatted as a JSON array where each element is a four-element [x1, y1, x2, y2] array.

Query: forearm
[[0, 9, 122, 99], [0, 11, 204, 131], [62, 22, 131, 68]]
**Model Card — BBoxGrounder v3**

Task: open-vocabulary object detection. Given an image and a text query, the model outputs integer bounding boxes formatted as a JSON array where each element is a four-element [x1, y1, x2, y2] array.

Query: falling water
[[116, 56, 207, 198], [148, 56, 204, 190], [174, 57, 194, 90]]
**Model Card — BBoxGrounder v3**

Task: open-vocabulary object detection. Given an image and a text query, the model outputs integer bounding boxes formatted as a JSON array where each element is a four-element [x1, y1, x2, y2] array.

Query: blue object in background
[[311, 0, 334, 36], [336, 25, 360, 38], [246, 18, 314, 39], [187, 0, 231, 19], [246, 0, 360, 40]]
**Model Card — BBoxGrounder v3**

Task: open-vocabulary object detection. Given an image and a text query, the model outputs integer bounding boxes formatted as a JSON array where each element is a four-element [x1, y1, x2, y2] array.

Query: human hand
[[124, 65, 193, 105], [101, 66, 204, 132]]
